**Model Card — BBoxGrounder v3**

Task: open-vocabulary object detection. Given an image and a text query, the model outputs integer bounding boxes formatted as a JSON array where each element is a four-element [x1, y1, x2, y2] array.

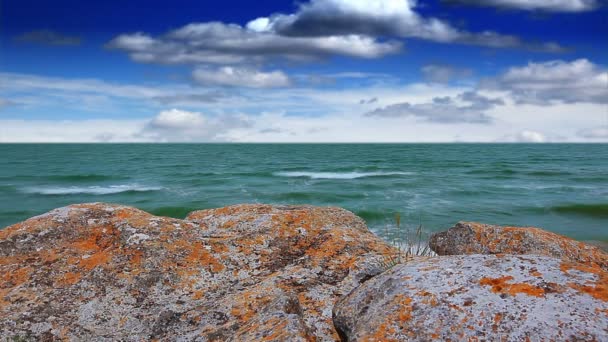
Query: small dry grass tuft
[[379, 213, 435, 271]]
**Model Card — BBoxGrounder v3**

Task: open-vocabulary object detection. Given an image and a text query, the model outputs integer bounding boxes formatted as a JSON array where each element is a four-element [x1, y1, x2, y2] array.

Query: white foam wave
[[23, 184, 163, 195], [274, 171, 413, 180]]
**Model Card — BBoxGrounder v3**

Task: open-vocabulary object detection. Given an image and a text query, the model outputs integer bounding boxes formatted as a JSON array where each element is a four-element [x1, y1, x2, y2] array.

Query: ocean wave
[[22, 184, 163, 195], [274, 171, 413, 180], [526, 170, 572, 177], [551, 203, 608, 218], [45, 174, 128, 182]]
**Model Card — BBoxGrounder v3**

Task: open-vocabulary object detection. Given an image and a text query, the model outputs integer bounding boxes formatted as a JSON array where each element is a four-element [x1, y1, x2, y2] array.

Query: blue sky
[[1, 0, 607, 142]]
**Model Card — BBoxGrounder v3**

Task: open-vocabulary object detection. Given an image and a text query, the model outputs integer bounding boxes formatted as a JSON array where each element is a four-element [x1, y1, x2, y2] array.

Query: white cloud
[[247, 0, 565, 51], [1, 101, 606, 143], [500, 130, 548, 142], [446, 0, 599, 12], [107, 0, 564, 74], [148, 109, 206, 129], [193, 67, 291, 88], [1, 66, 606, 143], [107, 23, 402, 66], [482, 59, 608, 104], [141, 109, 253, 142]]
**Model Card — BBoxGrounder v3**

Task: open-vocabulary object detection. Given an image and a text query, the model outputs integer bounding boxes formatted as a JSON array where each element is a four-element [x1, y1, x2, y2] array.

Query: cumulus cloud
[[421, 64, 473, 83], [107, 23, 402, 66], [365, 91, 504, 123], [15, 30, 82, 46], [148, 109, 206, 129], [140, 109, 253, 142], [444, 0, 599, 12], [246, 0, 565, 51], [107, 0, 565, 73], [482, 59, 608, 104], [193, 67, 291, 88]]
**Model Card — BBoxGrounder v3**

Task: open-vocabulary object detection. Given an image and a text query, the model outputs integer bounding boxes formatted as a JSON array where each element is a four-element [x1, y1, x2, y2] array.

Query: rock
[[0, 203, 395, 341], [430, 221, 608, 270], [333, 254, 608, 341]]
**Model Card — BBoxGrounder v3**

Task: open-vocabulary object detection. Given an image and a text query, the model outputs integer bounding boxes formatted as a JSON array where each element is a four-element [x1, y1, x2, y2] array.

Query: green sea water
[[0, 144, 606, 242]]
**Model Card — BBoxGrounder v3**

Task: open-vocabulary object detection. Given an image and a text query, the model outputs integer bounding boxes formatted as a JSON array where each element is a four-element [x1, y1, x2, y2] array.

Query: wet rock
[[430, 221, 608, 270], [0, 203, 395, 341], [333, 254, 608, 341]]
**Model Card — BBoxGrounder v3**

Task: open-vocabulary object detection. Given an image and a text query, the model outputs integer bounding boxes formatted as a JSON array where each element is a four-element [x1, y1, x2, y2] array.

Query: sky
[[0, 0, 607, 142]]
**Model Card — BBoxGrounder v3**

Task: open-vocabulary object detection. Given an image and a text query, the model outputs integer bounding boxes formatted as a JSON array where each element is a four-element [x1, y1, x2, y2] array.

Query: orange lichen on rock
[[1, 266, 33, 287], [397, 295, 414, 322], [479, 276, 545, 297], [492, 313, 503, 332], [364, 322, 400, 342], [56, 272, 83, 286], [183, 242, 225, 273], [430, 222, 608, 271], [79, 249, 113, 271], [561, 261, 608, 302], [334, 254, 608, 341]]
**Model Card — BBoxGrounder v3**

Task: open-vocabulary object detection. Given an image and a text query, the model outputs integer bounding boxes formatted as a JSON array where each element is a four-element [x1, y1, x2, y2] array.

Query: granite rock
[[430, 221, 608, 270], [333, 254, 608, 341], [0, 203, 395, 341]]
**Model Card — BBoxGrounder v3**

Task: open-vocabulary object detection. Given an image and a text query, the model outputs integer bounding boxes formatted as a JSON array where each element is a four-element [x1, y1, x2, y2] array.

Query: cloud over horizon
[[1, 0, 606, 143], [365, 91, 504, 124], [482, 59, 608, 105]]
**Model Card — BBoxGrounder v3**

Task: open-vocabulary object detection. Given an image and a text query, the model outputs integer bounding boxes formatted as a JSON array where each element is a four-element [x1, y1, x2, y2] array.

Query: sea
[[0, 144, 606, 244]]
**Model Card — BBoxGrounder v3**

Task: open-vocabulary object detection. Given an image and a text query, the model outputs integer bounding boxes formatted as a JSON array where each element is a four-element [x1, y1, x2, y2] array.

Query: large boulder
[[334, 254, 608, 341], [0, 203, 395, 341], [430, 222, 608, 270]]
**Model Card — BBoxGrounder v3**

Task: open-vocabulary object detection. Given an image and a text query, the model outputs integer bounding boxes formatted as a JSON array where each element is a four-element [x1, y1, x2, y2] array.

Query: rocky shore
[[1, 203, 607, 341]]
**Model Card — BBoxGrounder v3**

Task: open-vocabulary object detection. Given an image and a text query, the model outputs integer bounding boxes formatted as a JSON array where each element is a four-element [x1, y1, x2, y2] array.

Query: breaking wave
[[274, 171, 413, 180], [22, 184, 163, 195]]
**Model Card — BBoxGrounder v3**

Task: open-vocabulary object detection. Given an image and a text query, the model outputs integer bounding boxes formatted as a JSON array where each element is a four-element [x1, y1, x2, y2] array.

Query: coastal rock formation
[[429, 221, 608, 270], [0, 203, 395, 341], [3, 205, 608, 341], [333, 254, 608, 341]]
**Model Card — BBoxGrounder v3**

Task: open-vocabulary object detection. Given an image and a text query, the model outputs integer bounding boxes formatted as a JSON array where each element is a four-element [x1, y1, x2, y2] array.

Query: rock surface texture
[[333, 254, 608, 341], [2, 206, 608, 341], [0, 203, 395, 341], [429, 221, 608, 270]]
